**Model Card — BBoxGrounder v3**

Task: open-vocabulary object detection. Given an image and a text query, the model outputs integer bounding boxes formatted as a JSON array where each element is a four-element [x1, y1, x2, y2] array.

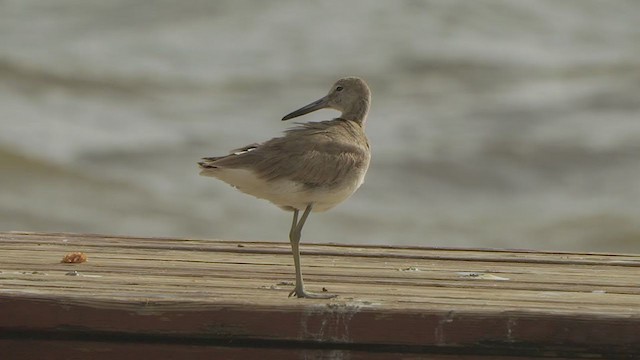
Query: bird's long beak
[[282, 95, 330, 121]]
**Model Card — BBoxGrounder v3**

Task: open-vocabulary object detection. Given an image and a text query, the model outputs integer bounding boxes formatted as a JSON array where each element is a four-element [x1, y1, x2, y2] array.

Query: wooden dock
[[1, 231, 639, 359]]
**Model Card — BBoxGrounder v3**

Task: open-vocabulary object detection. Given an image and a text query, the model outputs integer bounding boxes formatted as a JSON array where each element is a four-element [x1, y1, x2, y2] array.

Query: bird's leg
[[289, 208, 299, 243], [288, 204, 336, 299], [289, 205, 310, 297]]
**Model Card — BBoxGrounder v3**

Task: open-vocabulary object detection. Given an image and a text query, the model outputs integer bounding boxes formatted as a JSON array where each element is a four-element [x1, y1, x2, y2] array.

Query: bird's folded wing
[[204, 133, 369, 187]]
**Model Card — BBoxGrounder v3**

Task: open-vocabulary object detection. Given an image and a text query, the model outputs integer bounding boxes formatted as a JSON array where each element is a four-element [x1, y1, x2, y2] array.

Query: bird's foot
[[288, 287, 337, 299]]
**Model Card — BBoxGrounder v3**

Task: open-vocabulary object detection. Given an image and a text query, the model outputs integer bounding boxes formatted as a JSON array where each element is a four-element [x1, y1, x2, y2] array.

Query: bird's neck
[[341, 98, 370, 127]]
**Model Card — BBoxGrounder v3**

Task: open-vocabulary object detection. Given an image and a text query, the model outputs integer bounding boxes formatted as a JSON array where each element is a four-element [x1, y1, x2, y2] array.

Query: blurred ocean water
[[1, 0, 639, 252]]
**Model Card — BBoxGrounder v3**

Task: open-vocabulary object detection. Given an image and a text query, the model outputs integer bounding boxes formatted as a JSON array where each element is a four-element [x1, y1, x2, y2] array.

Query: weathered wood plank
[[1, 231, 639, 358], [2, 339, 565, 360]]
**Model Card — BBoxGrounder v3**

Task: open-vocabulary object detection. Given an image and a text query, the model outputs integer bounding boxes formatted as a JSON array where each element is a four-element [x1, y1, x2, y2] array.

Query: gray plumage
[[198, 77, 371, 298], [199, 77, 371, 212], [200, 119, 369, 194]]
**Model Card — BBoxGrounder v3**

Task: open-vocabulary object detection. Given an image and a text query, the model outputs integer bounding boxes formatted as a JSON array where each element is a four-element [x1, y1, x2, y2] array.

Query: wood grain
[[1, 231, 639, 359]]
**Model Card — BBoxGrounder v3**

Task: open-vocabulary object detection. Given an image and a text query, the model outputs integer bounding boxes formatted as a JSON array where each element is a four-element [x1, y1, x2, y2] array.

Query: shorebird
[[199, 77, 371, 298]]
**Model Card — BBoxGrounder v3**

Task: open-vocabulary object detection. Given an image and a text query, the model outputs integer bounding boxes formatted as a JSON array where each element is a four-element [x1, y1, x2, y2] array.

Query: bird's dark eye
[[335, 86, 343, 91]]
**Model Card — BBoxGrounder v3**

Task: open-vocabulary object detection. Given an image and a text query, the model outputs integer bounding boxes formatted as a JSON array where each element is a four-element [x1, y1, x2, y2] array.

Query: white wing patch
[[233, 148, 256, 156]]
